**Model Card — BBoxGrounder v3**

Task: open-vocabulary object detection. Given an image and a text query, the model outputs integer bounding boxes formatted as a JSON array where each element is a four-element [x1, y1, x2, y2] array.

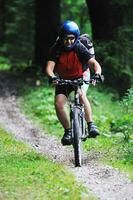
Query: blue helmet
[[59, 20, 80, 50]]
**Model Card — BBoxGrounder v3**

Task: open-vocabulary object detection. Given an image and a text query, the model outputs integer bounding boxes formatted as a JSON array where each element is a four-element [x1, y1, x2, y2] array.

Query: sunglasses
[[63, 36, 75, 41]]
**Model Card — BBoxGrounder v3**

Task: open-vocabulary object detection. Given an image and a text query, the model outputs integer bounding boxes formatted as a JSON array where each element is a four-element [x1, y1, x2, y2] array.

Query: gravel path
[[0, 72, 133, 200]]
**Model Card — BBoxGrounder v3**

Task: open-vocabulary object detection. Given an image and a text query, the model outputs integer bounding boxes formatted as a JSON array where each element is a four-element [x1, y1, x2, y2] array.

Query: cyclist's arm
[[46, 60, 56, 77], [88, 57, 102, 74]]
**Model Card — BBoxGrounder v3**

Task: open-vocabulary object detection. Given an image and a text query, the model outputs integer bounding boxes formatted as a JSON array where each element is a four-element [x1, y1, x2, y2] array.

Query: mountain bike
[[58, 75, 103, 167]]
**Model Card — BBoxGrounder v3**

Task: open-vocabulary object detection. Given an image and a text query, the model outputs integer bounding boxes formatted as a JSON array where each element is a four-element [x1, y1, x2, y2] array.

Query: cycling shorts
[[55, 69, 90, 97]]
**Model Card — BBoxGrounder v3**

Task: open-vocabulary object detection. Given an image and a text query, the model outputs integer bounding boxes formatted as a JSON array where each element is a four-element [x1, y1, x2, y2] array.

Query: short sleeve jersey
[[48, 40, 93, 80]]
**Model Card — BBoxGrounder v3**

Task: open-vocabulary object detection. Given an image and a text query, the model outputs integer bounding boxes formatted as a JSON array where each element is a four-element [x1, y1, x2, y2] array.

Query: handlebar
[[57, 78, 84, 86], [57, 75, 104, 86]]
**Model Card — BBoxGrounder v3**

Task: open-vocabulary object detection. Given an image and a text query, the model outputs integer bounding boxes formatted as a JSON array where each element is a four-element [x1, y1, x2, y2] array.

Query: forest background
[[0, 1, 133, 197], [0, 0, 133, 95], [0, 0, 133, 134]]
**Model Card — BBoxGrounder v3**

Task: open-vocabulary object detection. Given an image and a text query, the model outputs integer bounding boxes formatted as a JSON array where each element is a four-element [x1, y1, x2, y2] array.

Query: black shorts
[[55, 85, 76, 97]]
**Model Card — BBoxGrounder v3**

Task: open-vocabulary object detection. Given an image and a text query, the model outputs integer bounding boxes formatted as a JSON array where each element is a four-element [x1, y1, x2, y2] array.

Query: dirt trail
[[0, 72, 133, 200]]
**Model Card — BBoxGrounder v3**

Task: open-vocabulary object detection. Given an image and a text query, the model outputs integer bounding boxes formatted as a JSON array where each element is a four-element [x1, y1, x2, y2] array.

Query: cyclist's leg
[[79, 88, 93, 122], [80, 69, 93, 122], [55, 85, 73, 145], [80, 70, 100, 137], [79, 90, 100, 137], [55, 94, 70, 129]]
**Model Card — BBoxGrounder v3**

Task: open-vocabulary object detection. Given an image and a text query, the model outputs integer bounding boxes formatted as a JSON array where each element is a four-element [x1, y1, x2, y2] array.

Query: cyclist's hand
[[48, 76, 59, 85], [91, 74, 104, 85]]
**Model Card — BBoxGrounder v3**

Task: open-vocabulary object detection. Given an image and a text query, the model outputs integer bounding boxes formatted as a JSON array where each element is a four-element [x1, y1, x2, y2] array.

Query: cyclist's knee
[[55, 96, 66, 110], [79, 91, 86, 101], [79, 93, 89, 104]]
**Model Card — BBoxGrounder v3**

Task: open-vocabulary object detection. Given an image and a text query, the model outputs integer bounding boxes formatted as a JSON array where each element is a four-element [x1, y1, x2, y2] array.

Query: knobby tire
[[73, 107, 82, 167]]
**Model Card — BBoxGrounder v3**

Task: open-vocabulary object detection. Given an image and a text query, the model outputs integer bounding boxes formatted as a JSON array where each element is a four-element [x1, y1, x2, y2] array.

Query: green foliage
[[111, 116, 133, 141], [87, 86, 121, 135], [96, 26, 133, 95], [0, 56, 10, 70], [0, 46, 11, 70], [122, 87, 133, 115], [0, 127, 89, 199], [110, 87, 133, 141]]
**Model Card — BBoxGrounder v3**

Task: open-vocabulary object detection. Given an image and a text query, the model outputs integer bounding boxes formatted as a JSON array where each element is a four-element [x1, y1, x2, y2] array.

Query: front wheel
[[73, 107, 82, 167]]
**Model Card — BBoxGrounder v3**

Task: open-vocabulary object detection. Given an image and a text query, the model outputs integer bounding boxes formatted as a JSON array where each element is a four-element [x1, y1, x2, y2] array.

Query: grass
[[0, 126, 96, 200], [18, 80, 133, 180]]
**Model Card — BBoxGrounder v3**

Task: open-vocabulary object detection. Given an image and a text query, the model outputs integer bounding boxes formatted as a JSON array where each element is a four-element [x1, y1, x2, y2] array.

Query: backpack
[[79, 34, 95, 58]]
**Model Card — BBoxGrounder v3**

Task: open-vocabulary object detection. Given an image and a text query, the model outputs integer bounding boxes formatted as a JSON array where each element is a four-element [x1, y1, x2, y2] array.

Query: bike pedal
[[82, 136, 88, 141]]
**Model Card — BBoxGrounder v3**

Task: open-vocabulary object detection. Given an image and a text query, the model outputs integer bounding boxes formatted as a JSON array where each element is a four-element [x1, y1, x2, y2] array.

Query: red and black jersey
[[48, 40, 94, 80], [56, 51, 83, 80]]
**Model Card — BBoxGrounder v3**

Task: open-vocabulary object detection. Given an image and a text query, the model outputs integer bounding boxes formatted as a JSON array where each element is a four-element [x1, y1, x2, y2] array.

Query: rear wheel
[[73, 107, 82, 167]]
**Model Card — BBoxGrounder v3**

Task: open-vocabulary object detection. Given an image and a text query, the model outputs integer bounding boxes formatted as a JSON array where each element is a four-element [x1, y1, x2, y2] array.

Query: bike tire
[[73, 107, 82, 167]]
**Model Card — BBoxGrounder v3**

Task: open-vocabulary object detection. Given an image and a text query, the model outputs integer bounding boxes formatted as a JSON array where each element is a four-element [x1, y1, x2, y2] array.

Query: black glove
[[91, 74, 104, 83], [48, 76, 58, 84]]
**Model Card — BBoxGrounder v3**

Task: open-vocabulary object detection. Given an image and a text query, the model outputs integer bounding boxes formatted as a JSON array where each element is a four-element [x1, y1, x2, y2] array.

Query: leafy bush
[[122, 87, 133, 115], [110, 87, 133, 141], [111, 116, 133, 141], [95, 26, 133, 96], [0, 56, 11, 70]]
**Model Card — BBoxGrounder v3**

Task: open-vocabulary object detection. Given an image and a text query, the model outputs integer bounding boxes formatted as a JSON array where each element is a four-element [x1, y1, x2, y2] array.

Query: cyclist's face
[[63, 34, 76, 48]]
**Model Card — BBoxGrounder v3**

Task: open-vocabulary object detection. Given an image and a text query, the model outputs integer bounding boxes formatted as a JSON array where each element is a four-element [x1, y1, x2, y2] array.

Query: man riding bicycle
[[46, 20, 102, 145]]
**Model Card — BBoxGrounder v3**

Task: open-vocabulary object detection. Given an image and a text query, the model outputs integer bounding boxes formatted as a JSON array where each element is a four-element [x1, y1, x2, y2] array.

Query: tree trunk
[[0, 0, 6, 44], [86, 0, 124, 41], [34, 0, 61, 70]]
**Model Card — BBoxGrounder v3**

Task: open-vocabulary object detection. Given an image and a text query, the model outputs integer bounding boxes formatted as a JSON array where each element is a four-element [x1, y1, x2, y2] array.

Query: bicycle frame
[[58, 78, 88, 166], [70, 87, 86, 140]]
